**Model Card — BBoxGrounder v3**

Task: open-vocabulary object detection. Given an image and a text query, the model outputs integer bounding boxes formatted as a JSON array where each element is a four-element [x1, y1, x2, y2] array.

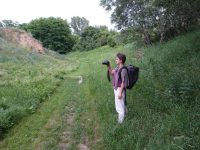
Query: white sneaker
[[118, 116, 124, 124], [118, 119, 123, 124]]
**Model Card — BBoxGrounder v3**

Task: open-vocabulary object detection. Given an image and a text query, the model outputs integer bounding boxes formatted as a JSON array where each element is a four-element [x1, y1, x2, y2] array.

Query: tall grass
[[0, 28, 199, 149], [0, 39, 78, 135], [68, 29, 200, 149]]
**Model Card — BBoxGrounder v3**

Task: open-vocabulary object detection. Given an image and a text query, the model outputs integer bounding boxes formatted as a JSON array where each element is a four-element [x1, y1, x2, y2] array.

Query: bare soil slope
[[0, 28, 45, 54]]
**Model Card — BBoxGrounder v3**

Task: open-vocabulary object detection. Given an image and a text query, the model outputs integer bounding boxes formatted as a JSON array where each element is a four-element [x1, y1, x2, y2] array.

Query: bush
[[0, 105, 26, 132]]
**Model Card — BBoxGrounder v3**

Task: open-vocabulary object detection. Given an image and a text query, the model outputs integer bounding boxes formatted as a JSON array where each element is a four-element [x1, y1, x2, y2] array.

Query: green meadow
[[0, 29, 200, 149]]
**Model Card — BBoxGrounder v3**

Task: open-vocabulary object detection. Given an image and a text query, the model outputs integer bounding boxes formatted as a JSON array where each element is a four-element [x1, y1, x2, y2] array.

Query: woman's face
[[115, 57, 122, 65]]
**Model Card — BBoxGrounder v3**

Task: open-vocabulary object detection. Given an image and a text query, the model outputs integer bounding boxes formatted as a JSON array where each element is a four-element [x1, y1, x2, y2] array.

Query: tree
[[73, 26, 100, 51], [154, 0, 200, 42], [20, 17, 75, 54], [70, 16, 89, 35], [107, 30, 119, 47], [95, 25, 110, 46], [0, 20, 19, 28], [101, 1, 153, 29], [100, 0, 156, 45], [72, 25, 114, 51], [100, 0, 200, 44]]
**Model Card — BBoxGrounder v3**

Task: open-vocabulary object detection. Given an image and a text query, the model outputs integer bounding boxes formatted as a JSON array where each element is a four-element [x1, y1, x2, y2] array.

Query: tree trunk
[[160, 31, 165, 43], [144, 32, 152, 46]]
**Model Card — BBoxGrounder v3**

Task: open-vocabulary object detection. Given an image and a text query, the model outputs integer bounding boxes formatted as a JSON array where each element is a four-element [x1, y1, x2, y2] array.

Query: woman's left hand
[[118, 93, 122, 99]]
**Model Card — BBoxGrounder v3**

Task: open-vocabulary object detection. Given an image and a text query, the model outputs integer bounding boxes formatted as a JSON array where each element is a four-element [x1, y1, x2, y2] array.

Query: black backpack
[[118, 65, 139, 89]]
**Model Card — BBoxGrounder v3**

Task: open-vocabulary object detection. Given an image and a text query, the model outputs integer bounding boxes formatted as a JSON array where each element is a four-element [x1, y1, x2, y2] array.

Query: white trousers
[[114, 88, 126, 123]]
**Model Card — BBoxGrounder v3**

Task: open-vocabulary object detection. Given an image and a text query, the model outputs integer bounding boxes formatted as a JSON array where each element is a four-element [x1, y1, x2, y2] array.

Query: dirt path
[[0, 48, 112, 150], [58, 105, 76, 150], [0, 77, 91, 150]]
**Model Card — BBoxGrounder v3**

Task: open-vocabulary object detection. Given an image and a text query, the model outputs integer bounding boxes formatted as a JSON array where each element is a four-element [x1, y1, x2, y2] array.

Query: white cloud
[[0, 0, 115, 29]]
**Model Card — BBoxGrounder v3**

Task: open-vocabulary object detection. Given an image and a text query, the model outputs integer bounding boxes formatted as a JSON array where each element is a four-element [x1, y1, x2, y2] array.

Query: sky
[[0, 0, 115, 29]]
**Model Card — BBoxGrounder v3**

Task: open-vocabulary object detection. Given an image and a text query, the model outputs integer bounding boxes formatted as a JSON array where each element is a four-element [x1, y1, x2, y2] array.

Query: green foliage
[[100, 0, 200, 44], [73, 26, 119, 51], [107, 36, 116, 47], [75, 26, 98, 50], [116, 28, 142, 45], [20, 17, 75, 54], [153, 0, 200, 42], [106, 30, 119, 47], [101, 0, 156, 34], [70, 16, 89, 35], [73, 26, 102, 51]]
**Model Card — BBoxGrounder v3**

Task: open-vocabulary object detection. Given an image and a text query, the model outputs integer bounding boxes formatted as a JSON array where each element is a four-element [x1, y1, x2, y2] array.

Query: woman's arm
[[107, 64, 115, 75], [118, 69, 127, 99], [118, 82, 124, 99]]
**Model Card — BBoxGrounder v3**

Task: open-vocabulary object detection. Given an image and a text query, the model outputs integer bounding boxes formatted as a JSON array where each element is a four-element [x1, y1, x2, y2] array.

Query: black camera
[[102, 60, 110, 66], [102, 60, 111, 82]]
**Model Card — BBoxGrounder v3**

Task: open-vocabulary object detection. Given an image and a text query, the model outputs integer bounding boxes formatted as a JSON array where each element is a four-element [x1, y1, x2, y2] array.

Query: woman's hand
[[118, 92, 122, 99]]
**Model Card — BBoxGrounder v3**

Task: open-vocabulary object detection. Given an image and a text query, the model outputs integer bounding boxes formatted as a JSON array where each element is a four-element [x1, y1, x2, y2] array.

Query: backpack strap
[[118, 66, 128, 81], [107, 70, 111, 82]]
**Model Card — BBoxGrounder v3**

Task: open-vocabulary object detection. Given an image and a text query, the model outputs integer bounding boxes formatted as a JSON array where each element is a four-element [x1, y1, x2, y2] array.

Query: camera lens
[[102, 60, 110, 65]]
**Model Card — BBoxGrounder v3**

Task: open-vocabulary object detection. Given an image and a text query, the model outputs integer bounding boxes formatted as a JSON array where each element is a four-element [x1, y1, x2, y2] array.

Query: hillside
[[0, 28, 200, 149], [0, 28, 45, 54]]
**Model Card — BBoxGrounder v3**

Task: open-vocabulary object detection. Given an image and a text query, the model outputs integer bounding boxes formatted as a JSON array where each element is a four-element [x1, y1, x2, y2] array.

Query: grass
[[0, 78, 80, 149], [0, 39, 78, 135], [0, 28, 200, 150]]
